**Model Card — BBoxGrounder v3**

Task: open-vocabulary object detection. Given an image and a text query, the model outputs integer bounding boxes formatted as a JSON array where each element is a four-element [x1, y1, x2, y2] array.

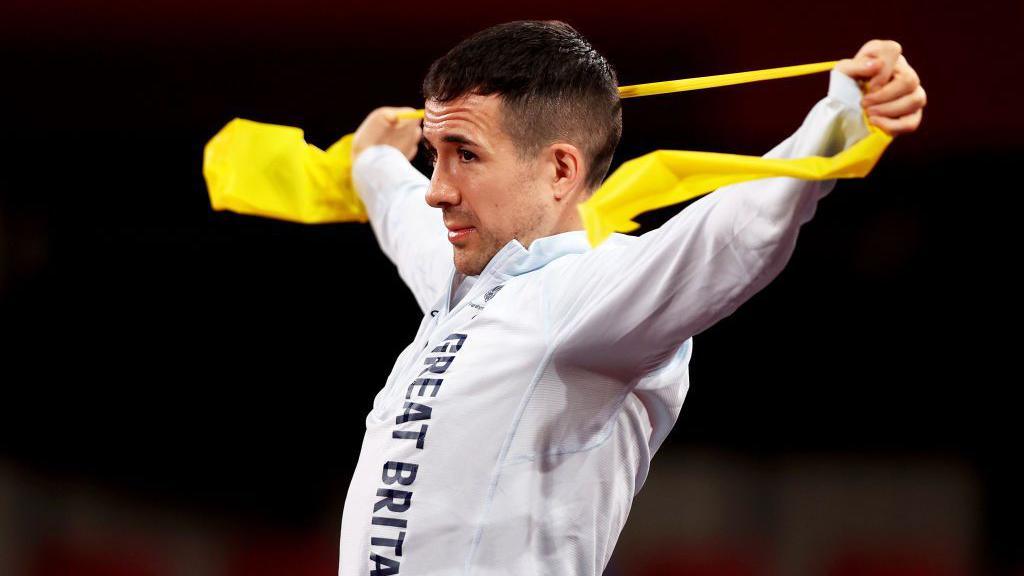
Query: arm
[[352, 144, 453, 314], [547, 68, 871, 378]]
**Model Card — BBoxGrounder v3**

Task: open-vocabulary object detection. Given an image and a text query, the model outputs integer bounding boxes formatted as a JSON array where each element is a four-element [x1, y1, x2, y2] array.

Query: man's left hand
[[835, 39, 927, 136]]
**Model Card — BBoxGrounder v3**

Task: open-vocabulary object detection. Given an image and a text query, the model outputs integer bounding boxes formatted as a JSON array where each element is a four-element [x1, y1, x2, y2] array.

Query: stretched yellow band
[[202, 59, 891, 247], [579, 106, 890, 246], [392, 60, 841, 120]]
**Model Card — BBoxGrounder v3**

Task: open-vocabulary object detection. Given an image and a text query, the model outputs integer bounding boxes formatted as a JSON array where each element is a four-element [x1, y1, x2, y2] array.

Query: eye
[[458, 148, 477, 162]]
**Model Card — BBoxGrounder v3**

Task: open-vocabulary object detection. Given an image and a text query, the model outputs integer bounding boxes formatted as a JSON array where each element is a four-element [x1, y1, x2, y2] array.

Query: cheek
[[475, 200, 509, 239], [469, 164, 537, 236], [466, 178, 507, 226]]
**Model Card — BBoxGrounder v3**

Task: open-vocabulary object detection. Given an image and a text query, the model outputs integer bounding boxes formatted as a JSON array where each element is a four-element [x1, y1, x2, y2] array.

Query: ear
[[549, 143, 585, 202]]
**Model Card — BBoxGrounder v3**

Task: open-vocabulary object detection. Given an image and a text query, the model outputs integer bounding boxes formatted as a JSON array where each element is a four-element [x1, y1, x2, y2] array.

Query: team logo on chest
[[483, 284, 504, 302], [469, 283, 505, 316]]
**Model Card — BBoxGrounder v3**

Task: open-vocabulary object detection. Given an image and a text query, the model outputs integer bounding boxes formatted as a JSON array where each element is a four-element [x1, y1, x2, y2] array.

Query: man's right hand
[[351, 106, 422, 164]]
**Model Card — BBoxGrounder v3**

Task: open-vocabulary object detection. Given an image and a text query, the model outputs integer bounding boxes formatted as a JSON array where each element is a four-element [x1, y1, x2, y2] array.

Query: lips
[[446, 225, 475, 244]]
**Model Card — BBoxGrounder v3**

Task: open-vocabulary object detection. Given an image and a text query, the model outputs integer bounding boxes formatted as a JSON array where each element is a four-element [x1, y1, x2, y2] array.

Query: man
[[339, 20, 925, 576]]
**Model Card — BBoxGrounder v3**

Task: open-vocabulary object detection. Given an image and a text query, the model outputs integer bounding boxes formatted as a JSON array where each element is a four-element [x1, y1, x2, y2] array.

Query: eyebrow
[[422, 133, 481, 148]]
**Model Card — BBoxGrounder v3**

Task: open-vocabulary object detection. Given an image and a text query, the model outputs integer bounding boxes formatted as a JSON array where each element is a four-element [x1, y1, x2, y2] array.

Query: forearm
[[715, 68, 871, 309], [352, 144, 452, 313], [727, 68, 870, 238], [353, 145, 429, 258], [548, 69, 874, 372]]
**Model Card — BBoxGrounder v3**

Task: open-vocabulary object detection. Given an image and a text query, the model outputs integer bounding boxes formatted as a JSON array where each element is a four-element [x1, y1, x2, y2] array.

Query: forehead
[[422, 93, 506, 148]]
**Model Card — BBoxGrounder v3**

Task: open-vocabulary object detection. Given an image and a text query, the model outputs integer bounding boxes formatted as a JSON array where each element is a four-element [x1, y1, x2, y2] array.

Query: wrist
[[827, 67, 865, 111]]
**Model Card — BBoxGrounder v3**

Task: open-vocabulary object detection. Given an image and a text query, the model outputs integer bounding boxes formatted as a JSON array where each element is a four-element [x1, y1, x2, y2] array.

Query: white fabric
[[340, 68, 869, 576]]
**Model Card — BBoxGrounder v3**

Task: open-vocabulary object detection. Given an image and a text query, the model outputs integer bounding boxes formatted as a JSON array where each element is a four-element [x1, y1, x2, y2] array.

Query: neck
[[550, 197, 587, 234], [521, 217, 584, 250], [520, 193, 590, 250]]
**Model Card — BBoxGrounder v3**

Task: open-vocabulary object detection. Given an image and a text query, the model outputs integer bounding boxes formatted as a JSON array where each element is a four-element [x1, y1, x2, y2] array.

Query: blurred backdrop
[[1, 1, 1020, 575]]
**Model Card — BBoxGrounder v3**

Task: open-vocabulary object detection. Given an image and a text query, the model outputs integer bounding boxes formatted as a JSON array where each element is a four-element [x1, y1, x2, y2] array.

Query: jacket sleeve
[[546, 68, 871, 379], [351, 145, 454, 314]]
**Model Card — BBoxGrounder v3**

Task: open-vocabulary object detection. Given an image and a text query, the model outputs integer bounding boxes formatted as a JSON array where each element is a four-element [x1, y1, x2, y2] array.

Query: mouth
[[446, 225, 476, 244]]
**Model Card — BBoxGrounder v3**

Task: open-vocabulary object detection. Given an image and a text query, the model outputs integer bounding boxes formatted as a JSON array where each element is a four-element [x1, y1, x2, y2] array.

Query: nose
[[425, 168, 460, 209]]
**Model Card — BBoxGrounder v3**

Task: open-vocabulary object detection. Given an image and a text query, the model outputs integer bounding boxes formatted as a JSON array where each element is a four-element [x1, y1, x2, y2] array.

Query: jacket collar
[[443, 229, 599, 313], [479, 229, 593, 278]]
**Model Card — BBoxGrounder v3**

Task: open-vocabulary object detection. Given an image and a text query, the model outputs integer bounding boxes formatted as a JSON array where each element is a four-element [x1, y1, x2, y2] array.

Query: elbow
[[734, 211, 804, 290], [739, 177, 835, 233]]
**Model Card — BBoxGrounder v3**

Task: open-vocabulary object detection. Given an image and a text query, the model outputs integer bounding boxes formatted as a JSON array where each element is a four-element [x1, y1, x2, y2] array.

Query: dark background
[[1, 1, 1020, 574]]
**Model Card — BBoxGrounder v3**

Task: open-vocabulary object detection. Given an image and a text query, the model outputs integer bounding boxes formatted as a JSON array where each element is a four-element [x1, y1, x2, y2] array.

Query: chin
[[453, 250, 487, 277]]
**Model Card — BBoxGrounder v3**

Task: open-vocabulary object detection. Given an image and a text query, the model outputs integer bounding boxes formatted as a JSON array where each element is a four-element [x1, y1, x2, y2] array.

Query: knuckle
[[860, 40, 880, 55]]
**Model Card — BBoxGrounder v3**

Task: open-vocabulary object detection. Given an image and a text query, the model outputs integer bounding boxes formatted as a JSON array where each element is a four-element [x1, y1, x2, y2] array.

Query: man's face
[[422, 93, 551, 277]]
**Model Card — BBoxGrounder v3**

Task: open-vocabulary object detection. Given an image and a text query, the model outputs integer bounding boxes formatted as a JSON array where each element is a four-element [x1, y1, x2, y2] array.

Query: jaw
[[453, 247, 485, 277], [452, 234, 505, 277]]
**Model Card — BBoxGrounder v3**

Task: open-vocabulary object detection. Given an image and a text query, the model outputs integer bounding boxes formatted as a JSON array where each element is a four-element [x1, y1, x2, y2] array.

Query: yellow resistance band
[[391, 60, 841, 120], [202, 60, 892, 247]]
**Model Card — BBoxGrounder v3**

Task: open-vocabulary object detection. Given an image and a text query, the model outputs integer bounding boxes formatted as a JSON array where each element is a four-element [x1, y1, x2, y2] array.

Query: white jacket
[[339, 68, 870, 576]]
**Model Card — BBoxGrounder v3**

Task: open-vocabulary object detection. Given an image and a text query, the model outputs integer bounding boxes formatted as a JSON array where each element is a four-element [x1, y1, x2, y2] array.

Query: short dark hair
[[421, 20, 622, 192]]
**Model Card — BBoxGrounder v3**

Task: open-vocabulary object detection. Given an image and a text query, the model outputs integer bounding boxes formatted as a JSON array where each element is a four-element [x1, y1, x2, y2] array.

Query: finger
[[893, 55, 919, 86], [836, 55, 868, 75], [865, 85, 927, 118], [865, 56, 918, 104], [836, 56, 881, 80], [403, 123, 424, 141], [375, 107, 399, 124], [861, 41, 902, 92], [855, 39, 902, 63], [389, 107, 420, 125], [867, 56, 896, 92], [868, 108, 922, 136], [861, 67, 916, 106], [852, 40, 882, 62]]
